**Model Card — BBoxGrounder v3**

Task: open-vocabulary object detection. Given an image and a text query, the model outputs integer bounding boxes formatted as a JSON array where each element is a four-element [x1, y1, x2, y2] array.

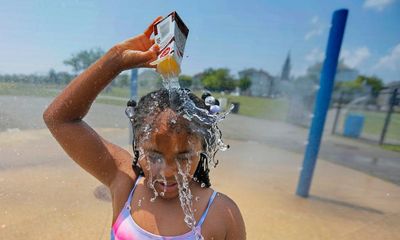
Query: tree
[[356, 75, 383, 96], [63, 48, 105, 75], [115, 74, 130, 87], [200, 68, 235, 92], [48, 69, 58, 84], [336, 75, 384, 97], [238, 76, 251, 91], [179, 75, 192, 88], [56, 71, 74, 85]]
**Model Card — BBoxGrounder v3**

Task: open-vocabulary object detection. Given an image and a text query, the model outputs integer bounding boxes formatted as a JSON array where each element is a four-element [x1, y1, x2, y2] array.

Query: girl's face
[[138, 109, 202, 199]]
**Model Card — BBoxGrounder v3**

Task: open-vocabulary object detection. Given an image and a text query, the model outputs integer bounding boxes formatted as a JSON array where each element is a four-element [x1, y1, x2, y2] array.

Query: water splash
[[161, 75, 180, 89], [175, 161, 204, 240], [135, 73, 232, 240]]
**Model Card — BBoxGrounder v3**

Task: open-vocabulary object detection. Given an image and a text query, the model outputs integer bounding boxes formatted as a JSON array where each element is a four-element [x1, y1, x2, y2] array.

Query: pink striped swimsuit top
[[111, 176, 217, 240]]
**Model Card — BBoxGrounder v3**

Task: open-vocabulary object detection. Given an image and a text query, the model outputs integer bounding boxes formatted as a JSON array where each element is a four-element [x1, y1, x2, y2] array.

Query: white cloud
[[304, 16, 325, 41], [374, 43, 400, 70], [340, 47, 371, 68], [363, 0, 395, 11], [305, 48, 325, 62]]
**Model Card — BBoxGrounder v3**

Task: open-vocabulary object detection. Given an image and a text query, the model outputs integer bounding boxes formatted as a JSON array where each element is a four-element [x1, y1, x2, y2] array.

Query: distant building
[[238, 68, 275, 97], [377, 81, 400, 110], [277, 51, 293, 95], [306, 60, 359, 83], [335, 65, 359, 83], [280, 52, 291, 82]]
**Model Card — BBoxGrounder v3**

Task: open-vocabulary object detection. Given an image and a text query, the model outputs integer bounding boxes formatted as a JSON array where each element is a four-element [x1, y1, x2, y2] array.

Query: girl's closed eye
[[176, 154, 189, 162], [176, 151, 196, 162], [148, 152, 164, 164]]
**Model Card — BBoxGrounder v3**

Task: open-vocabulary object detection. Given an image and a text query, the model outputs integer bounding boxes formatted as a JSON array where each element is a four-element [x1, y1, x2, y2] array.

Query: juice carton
[[151, 12, 189, 77]]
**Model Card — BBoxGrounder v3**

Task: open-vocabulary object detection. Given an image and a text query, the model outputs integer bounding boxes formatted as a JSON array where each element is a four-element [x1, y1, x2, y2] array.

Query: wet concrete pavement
[[1, 95, 400, 239], [1, 128, 399, 239]]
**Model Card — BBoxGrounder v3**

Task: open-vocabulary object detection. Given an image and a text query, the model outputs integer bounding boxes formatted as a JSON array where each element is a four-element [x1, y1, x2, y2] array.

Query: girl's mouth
[[157, 181, 178, 192]]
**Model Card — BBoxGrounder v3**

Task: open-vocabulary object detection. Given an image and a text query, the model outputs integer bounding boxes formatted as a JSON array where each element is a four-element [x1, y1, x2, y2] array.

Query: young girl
[[43, 17, 246, 240]]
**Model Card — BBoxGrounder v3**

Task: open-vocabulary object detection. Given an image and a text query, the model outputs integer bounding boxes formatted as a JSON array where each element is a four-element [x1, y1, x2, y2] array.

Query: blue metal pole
[[129, 69, 138, 143], [130, 69, 138, 100], [296, 9, 348, 198]]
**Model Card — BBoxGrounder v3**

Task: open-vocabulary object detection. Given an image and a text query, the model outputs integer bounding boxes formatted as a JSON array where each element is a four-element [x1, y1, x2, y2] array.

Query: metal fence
[[331, 87, 400, 145]]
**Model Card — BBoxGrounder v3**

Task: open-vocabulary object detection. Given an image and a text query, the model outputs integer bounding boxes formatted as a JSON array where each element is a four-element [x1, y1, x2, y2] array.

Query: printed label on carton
[[152, 12, 189, 66]]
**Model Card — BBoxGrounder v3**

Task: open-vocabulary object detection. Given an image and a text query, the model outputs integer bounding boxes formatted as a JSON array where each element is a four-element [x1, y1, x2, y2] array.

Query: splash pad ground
[[0, 127, 399, 239]]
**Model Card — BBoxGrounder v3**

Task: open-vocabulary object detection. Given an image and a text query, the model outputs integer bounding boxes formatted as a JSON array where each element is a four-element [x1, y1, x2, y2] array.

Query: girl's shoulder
[[212, 192, 243, 220], [207, 191, 246, 239]]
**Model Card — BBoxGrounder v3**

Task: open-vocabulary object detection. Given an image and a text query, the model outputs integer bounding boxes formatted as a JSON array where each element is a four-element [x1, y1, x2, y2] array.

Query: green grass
[[2, 81, 399, 149], [102, 88, 290, 122], [210, 93, 289, 122], [382, 144, 400, 152], [0, 82, 130, 106], [94, 98, 127, 105], [0, 82, 59, 97], [352, 110, 400, 142], [1, 82, 290, 122], [101, 86, 130, 98]]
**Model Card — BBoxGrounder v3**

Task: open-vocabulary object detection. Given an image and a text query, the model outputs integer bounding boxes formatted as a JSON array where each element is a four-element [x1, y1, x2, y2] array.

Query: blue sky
[[0, 0, 399, 83]]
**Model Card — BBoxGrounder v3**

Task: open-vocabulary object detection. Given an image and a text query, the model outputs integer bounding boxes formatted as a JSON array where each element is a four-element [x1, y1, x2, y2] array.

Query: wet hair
[[127, 88, 223, 188]]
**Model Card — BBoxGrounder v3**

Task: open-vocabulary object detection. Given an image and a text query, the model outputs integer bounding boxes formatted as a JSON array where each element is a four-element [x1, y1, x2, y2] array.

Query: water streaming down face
[[175, 159, 203, 240], [131, 76, 232, 238]]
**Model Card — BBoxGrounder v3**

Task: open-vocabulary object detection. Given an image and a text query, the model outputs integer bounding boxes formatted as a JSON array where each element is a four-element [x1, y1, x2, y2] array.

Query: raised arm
[[43, 17, 162, 187]]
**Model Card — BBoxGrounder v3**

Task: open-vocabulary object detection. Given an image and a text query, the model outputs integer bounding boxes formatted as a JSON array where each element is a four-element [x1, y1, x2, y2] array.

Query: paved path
[[220, 114, 400, 185]]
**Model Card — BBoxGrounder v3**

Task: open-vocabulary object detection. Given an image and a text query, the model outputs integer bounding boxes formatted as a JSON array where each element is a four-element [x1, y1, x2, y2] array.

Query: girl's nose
[[163, 161, 178, 178]]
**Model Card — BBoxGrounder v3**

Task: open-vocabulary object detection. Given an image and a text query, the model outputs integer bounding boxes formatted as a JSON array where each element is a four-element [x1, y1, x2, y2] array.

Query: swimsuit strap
[[197, 190, 218, 227], [126, 175, 142, 207]]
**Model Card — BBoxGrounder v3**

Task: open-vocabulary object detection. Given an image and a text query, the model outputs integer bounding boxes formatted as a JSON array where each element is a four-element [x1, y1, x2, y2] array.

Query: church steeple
[[281, 51, 291, 81]]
